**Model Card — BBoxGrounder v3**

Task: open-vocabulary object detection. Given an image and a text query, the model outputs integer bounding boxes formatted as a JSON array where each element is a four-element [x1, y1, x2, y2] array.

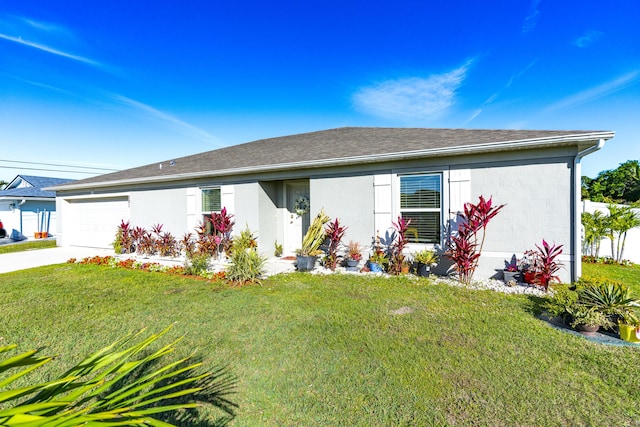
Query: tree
[[581, 210, 608, 257], [606, 203, 640, 262], [583, 160, 640, 203], [0, 179, 8, 190]]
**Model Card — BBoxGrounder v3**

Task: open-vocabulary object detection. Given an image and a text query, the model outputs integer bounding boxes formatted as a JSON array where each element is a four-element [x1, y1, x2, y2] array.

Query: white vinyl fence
[[582, 200, 640, 264]]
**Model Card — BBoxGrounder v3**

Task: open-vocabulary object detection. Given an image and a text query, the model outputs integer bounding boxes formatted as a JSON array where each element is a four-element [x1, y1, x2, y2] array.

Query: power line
[[0, 165, 108, 175], [0, 159, 120, 172]]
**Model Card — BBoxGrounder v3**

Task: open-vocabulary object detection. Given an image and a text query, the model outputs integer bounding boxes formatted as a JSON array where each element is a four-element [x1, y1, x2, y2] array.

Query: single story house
[[49, 127, 614, 282], [0, 175, 75, 239]]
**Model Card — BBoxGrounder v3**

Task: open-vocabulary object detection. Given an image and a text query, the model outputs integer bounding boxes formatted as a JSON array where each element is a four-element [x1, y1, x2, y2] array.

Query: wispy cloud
[[544, 71, 640, 113], [465, 59, 538, 124], [353, 60, 474, 121], [111, 95, 221, 146], [0, 15, 107, 71], [3, 73, 78, 96], [573, 30, 603, 48], [522, 0, 542, 33], [0, 33, 101, 67]]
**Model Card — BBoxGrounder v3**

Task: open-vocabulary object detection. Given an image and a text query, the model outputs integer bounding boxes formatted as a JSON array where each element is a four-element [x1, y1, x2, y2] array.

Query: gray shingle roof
[[51, 127, 613, 190]]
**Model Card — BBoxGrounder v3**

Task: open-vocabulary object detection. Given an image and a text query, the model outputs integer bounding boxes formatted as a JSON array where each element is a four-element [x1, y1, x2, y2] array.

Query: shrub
[[184, 252, 211, 276], [544, 284, 579, 319], [226, 227, 265, 286]]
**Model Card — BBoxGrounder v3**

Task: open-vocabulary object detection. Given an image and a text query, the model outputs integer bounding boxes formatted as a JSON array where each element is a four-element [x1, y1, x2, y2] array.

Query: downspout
[[573, 139, 606, 281]]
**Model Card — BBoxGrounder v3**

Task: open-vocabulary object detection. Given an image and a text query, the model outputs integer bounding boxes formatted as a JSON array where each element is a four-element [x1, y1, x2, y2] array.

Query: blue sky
[[1, 0, 639, 182]]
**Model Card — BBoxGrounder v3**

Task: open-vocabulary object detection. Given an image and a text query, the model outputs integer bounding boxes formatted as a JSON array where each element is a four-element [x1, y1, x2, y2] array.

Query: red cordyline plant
[[446, 195, 505, 285], [324, 218, 347, 271], [207, 207, 235, 254], [389, 216, 411, 275], [115, 220, 133, 253], [533, 239, 564, 290]]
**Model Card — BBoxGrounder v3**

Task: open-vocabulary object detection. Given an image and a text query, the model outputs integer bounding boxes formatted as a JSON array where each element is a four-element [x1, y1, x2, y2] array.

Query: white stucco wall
[[233, 182, 260, 238], [310, 174, 375, 249], [468, 158, 574, 282], [130, 188, 188, 236]]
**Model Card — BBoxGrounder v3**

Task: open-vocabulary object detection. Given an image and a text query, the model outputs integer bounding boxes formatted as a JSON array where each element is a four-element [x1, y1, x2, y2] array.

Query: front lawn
[[582, 261, 640, 294], [2, 264, 640, 425], [0, 239, 56, 254]]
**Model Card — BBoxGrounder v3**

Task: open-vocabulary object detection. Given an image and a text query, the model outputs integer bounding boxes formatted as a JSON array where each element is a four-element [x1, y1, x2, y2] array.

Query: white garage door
[[65, 197, 130, 248]]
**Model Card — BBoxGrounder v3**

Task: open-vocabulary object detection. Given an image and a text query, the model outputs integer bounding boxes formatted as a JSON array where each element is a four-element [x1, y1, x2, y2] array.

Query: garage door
[[65, 197, 130, 248]]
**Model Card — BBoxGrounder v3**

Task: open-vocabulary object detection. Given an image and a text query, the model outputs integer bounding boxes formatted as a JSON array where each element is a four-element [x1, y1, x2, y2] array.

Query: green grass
[[582, 262, 640, 294], [0, 239, 56, 254], [2, 264, 640, 425]]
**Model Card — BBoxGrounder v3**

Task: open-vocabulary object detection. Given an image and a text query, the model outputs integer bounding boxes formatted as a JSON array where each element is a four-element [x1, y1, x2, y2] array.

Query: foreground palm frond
[[0, 325, 236, 426]]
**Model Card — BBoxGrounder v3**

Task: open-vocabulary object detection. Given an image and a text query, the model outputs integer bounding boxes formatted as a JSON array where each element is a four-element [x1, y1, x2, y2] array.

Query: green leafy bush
[[226, 227, 265, 286], [184, 252, 211, 276]]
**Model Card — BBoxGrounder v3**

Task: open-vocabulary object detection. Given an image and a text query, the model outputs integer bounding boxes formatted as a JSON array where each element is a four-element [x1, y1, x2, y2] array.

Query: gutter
[[48, 131, 615, 192], [572, 138, 607, 281]]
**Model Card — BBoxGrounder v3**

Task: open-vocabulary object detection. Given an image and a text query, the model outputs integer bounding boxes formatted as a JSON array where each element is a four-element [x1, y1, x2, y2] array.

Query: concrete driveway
[[0, 240, 113, 274]]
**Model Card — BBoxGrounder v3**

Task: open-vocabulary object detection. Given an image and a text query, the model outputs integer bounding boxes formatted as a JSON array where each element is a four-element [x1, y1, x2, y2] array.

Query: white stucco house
[[0, 175, 74, 239], [49, 127, 614, 282]]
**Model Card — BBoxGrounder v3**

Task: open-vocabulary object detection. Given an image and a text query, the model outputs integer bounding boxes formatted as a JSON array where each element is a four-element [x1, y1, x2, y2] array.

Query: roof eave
[[49, 131, 615, 192]]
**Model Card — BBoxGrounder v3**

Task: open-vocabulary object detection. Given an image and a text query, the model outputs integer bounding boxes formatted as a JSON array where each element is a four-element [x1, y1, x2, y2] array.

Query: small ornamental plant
[[324, 218, 347, 271], [346, 241, 363, 262], [445, 195, 505, 285], [388, 216, 411, 275]]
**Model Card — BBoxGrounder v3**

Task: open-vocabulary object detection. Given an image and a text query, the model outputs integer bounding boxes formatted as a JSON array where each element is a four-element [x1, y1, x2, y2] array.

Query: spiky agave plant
[[0, 325, 236, 426]]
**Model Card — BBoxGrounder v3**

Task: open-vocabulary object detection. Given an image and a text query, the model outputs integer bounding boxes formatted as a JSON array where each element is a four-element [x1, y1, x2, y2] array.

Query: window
[[201, 188, 221, 234], [399, 174, 441, 244], [201, 188, 221, 212]]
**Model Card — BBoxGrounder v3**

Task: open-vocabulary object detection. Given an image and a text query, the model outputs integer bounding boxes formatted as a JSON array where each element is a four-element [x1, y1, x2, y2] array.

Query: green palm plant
[[579, 282, 640, 324], [0, 325, 236, 426], [615, 206, 640, 262], [581, 210, 608, 257]]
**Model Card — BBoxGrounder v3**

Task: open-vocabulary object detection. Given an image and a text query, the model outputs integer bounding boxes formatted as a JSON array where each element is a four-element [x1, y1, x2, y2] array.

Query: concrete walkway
[[0, 241, 297, 276]]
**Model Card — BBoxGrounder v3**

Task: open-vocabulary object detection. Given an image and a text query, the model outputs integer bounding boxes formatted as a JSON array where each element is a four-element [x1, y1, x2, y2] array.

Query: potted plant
[[296, 209, 330, 271], [502, 258, 520, 284], [413, 248, 438, 277], [345, 241, 362, 270], [519, 250, 539, 284], [567, 305, 613, 335], [368, 250, 388, 273], [618, 311, 640, 343]]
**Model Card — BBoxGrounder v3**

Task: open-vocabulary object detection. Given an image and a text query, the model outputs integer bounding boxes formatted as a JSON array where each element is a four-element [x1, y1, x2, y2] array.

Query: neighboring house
[[0, 175, 75, 239], [49, 127, 614, 282]]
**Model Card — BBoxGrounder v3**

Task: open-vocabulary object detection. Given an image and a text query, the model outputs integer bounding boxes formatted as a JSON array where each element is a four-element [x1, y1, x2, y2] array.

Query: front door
[[284, 182, 310, 254]]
